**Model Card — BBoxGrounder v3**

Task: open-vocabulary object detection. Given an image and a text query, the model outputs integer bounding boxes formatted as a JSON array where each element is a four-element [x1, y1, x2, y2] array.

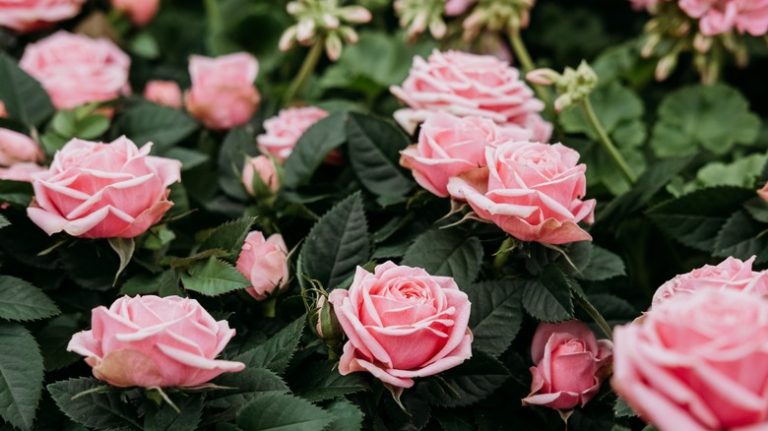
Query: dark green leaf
[[0, 180, 33, 207], [218, 128, 258, 200], [577, 245, 626, 281], [0, 323, 44, 431], [108, 238, 135, 285], [614, 397, 636, 418], [198, 216, 256, 256], [401, 229, 483, 289], [47, 378, 140, 430], [236, 392, 332, 431], [326, 399, 364, 431], [292, 360, 368, 402], [521, 266, 574, 322], [118, 103, 198, 151], [283, 112, 348, 188], [233, 315, 305, 374], [181, 257, 250, 296], [121, 270, 179, 296], [144, 395, 203, 431], [0, 276, 60, 321], [417, 352, 509, 407], [714, 210, 768, 262], [36, 314, 82, 371], [0, 53, 54, 126], [0, 214, 8, 230], [464, 280, 523, 357], [164, 148, 209, 171]]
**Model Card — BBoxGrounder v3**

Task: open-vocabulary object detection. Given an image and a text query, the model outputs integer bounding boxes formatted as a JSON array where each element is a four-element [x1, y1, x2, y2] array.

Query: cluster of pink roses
[[631, 0, 768, 37], [0, 0, 158, 32]]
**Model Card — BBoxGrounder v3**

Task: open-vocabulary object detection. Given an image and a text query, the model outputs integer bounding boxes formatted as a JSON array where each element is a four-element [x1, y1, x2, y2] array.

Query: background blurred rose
[[242, 155, 279, 197], [0, 128, 42, 166], [680, 0, 768, 36], [236, 231, 289, 300], [143, 80, 182, 109], [0, 163, 46, 182], [111, 0, 159, 26], [257, 107, 328, 162], [0, 0, 85, 33]]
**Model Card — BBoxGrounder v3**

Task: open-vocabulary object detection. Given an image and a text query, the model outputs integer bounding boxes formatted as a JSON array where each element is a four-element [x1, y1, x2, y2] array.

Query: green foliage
[[283, 112, 349, 188], [48, 378, 140, 430], [0, 276, 60, 321], [416, 352, 509, 407], [181, 257, 250, 296], [236, 392, 333, 431], [0, 324, 44, 431], [233, 316, 305, 374], [402, 229, 484, 289], [117, 103, 199, 151], [522, 266, 575, 322], [463, 280, 523, 357], [0, 53, 53, 127]]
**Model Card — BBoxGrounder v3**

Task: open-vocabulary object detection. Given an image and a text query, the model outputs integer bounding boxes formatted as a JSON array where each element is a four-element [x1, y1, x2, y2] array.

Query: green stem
[[262, 297, 277, 318], [575, 295, 613, 340], [493, 237, 516, 274], [204, 0, 223, 34], [508, 30, 551, 106], [580, 98, 636, 184], [283, 41, 324, 106]]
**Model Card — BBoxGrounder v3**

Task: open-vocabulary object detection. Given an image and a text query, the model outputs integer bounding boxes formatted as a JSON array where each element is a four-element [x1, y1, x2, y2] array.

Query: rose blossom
[[20, 31, 130, 110], [236, 231, 289, 300], [27, 136, 181, 238], [679, 0, 768, 36], [257, 107, 329, 162], [143, 80, 183, 109], [400, 112, 531, 197], [0, 0, 85, 33], [447, 141, 596, 244], [652, 256, 768, 307], [242, 155, 279, 196], [0, 163, 46, 182], [390, 50, 551, 141], [523, 320, 613, 410], [613, 289, 768, 430], [67, 295, 245, 388], [0, 128, 42, 166], [111, 0, 159, 26], [329, 261, 473, 389], [185, 53, 260, 130]]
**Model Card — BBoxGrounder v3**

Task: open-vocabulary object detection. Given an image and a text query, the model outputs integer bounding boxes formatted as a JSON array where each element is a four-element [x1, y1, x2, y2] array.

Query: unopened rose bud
[[429, 17, 447, 39], [313, 295, 342, 343], [286, 1, 302, 15], [242, 155, 280, 198], [554, 94, 573, 112], [322, 13, 339, 29], [339, 26, 359, 44], [641, 34, 661, 58], [693, 33, 712, 53]]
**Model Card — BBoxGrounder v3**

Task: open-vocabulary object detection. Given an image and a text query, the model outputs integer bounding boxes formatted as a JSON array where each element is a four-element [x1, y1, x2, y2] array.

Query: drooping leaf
[[463, 280, 523, 357], [0, 53, 54, 127], [283, 112, 348, 188], [236, 392, 332, 431], [181, 257, 250, 296], [48, 378, 140, 430], [402, 229, 483, 289], [108, 238, 135, 285], [233, 315, 305, 374], [0, 323, 44, 431], [0, 276, 60, 322]]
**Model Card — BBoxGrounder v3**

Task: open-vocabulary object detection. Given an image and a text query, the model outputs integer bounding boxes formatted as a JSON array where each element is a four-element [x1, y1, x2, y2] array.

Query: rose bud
[[257, 107, 329, 163], [447, 141, 596, 245], [0, 128, 43, 167], [111, 0, 159, 26], [235, 231, 290, 300], [0, 0, 85, 33], [613, 289, 768, 430], [20, 31, 130, 110], [26, 136, 181, 238], [0, 163, 46, 182], [185, 53, 260, 130], [328, 261, 473, 389], [522, 320, 613, 410], [400, 112, 531, 197], [242, 155, 279, 198], [143, 80, 183, 109], [67, 295, 245, 388], [312, 295, 343, 345]]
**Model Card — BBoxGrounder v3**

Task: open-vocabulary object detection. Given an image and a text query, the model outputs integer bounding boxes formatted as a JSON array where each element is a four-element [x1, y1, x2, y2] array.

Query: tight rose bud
[[313, 295, 342, 343], [329, 261, 473, 389], [185, 53, 260, 130], [236, 231, 289, 300], [523, 321, 613, 410], [613, 289, 768, 430], [27, 136, 181, 238], [0, 0, 85, 33], [0, 128, 43, 166], [0, 163, 46, 182], [257, 107, 328, 162], [447, 141, 596, 245], [111, 0, 159, 26], [242, 155, 279, 197], [67, 295, 245, 388], [143, 80, 183, 109], [20, 31, 130, 110]]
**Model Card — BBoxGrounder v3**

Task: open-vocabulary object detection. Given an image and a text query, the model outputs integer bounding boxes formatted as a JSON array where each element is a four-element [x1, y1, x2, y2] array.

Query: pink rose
[[680, 0, 768, 36], [20, 31, 130, 110], [242, 155, 279, 197], [236, 231, 289, 300], [185, 53, 260, 130], [523, 321, 612, 410], [67, 295, 245, 388], [143, 80, 183, 109], [27, 136, 181, 238], [613, 289, 768, 430], [111, 0, 159, 26], [257, 107, 329, 162], [0, 128, 42, 166], [652, 256, 768, 307], [759, 182, 768, 202], [0, 162, 46, 182], [447, 141, 596, 244], [0, 0, 85, 33], [400, 112, 531, 197], [0, 101, 6, 118], [390, 50, 552, 141], [629, 0, 662, 10], [328, 261, 473, 389]]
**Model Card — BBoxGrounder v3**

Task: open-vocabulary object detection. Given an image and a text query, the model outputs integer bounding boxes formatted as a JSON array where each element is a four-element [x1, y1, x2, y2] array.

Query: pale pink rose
[[652, 256, 768, 307], [0, 101, 6, 118], [236, 231, 289, 300], [27, 136, 181, 238], [20, 31, 130, 110], [0, 0, 85, 33], [185, 53, 260, 130], [0, 162, 46, 182], [400, 112, 531, 197], [0, 128, 42, 166], [242, 155, 279, 196], [390, 50, 551, 141], [447, 141, 596, 244], [329, 261, 473, 389], [67, 295, 245, 388], [680, 0, 768, 36], [523, 320, 612, 410], [445, 0, 475, 15], [111, 0, 159, 26], [613, 289, 768, 430], [143, 80, 182, 109], [257, 107, 329, 162], [759, 183, 768, 202]]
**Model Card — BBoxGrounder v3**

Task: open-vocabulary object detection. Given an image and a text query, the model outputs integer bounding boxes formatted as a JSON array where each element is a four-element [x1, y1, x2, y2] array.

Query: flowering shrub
[[0, 1, 766, 430]]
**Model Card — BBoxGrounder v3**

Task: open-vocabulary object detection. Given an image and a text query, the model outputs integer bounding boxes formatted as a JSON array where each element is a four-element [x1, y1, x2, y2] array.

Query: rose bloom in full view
[[329, 261, 472, 389]]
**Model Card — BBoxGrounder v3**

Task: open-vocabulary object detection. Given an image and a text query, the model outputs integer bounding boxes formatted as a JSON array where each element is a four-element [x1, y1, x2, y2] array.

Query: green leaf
[[236, 392, 332, 431], [198, 216, 256, 257], [576, 245, 626, 281], [121, 270, 180, 297], [181, 257, 250, 296], [713, 210, 768, 262], [0, 179, 33, 207], [647, 186, 755, 251], [651, 84, 761, 157], [233, 315, 305, 374], [560, 82, 643, 137], [0, 214, 9, 229], [417, 352, 509, 407], [164, 147, 209, 171], [326, 399, 364, 431], [521, 266, 574, 322], [292, 360, 368, 402], [283, 112, 348, 188], [75, 115, 111, 140], [108, 238, 135, 285], [218, 128, 258, 200], [300, 192, 370, 290], [118, 103, 198, 151], [144, 394, 203, 431], [0, 323, 44, 431], [401, 229, 483, 289], [463, 280, 523, 357], [346, 112, 412, 198], [48, 378, 140, 430], [0, 53, 54, 126], [209, 368, 290, 421], [614, 397, 637, 418], [0, 276, 60, 321], [36, 314, 81, 371]]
